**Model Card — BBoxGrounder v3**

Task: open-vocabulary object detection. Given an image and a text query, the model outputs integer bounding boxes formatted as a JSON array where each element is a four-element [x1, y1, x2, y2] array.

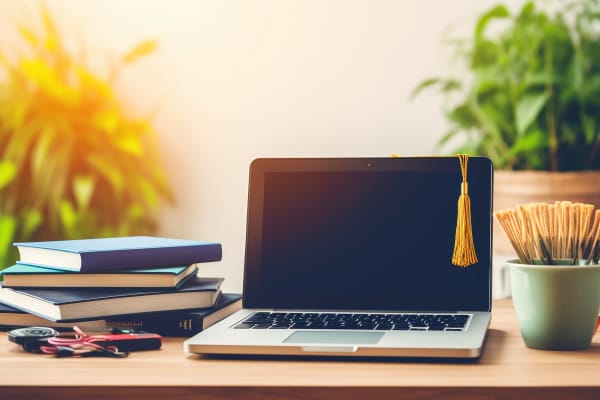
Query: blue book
[[13, 236, 222, 273]]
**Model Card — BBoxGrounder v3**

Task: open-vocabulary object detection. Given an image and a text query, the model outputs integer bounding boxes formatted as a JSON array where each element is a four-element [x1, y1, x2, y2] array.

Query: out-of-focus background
[[6, 0, 598, 297]]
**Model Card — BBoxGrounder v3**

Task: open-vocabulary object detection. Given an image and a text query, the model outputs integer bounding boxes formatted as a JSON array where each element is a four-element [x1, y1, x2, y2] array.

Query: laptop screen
[[244, 157, 493, 312]]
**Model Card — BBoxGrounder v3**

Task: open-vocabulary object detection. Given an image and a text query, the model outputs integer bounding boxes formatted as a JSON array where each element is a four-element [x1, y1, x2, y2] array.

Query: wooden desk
[[1, 299, 600, 400]]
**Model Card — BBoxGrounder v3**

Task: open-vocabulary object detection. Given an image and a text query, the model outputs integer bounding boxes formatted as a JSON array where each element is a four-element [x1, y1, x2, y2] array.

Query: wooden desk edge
[[3, 385, 600, 400]]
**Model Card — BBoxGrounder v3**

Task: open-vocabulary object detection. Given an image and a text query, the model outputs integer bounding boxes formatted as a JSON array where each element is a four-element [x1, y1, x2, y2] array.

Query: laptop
[[184, 156, 493, 358]]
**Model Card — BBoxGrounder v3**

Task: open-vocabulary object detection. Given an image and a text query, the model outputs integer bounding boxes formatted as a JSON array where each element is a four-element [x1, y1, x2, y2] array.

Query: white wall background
[[0, 0, 525, 292]]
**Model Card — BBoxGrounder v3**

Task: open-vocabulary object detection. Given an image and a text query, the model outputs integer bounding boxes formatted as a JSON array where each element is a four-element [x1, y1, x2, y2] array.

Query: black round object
[[8, 327, 59, 345]]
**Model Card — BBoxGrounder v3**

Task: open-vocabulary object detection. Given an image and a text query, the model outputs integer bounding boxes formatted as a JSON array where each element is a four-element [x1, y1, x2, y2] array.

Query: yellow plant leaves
[[93, 110, 119, 134], [0, 160, 17, 190], [18, 25, 39, 47], [77, 67, 112, 100], [115, 134, 143, 155], [20, 60, 78, 105], [73, 174, 95, 210], [122, 39, 157, 64], [21, 209, 42, 239]]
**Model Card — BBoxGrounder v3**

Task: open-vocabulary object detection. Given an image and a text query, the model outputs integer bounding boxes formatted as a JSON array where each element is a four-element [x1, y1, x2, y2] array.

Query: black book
[[0, 302, 107, 331], [0, 276, 223, 322], [106, 293, 243, 336]]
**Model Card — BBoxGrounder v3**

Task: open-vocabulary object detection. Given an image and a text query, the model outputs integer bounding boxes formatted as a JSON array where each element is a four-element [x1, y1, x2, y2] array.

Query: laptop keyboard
[[234, 312, 471, 331]]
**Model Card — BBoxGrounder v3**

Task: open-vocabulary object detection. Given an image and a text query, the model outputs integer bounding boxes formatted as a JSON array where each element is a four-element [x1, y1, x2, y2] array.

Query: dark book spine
[[106, 314, 207, 337], [80, 244, 222, 272]]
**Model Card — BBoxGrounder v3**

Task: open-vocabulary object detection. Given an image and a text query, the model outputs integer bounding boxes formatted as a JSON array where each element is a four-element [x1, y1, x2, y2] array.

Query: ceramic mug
[[506, 260, 600, 350]]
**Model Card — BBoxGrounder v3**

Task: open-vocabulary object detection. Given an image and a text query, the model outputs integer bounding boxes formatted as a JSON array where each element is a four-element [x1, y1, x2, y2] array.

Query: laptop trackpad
[[283, 331, 383, 345]]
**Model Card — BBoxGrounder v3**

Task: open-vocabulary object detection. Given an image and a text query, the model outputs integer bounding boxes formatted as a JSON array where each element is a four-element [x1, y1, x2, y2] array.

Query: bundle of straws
[[494, 201, 600, 265]]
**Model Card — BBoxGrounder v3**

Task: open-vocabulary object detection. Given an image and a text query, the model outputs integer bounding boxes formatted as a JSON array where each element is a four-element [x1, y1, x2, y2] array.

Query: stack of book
[[0, 236, 242, 336]]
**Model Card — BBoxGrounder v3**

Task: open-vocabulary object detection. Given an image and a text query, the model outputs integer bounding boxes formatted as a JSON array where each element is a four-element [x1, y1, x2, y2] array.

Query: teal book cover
[[1, 263, 198, 288]]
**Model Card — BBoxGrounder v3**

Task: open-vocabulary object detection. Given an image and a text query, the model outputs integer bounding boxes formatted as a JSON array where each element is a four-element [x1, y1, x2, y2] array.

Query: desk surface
[[1, 299, 600, 400]]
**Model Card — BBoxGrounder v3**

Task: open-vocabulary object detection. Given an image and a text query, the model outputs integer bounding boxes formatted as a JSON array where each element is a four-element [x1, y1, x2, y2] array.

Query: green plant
[[412, 0, 600, 171], [0, 5, 173, 269]]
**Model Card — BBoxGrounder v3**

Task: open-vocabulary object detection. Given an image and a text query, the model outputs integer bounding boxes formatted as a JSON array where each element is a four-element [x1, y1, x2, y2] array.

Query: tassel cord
[[452, 154, 478, 267]]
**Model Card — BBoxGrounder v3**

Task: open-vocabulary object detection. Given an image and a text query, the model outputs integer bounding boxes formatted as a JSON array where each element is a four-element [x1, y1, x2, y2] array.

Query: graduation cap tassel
[[452, 154, 478, 267]]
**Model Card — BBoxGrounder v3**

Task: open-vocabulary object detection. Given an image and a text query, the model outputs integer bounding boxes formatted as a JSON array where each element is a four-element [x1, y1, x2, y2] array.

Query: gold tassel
[[452, 154, 478, 267]]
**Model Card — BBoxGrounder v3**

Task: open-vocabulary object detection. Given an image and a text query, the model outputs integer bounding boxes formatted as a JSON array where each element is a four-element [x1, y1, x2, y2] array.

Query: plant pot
[[506, 260, 600, 350], [494, 170, 600, 255]]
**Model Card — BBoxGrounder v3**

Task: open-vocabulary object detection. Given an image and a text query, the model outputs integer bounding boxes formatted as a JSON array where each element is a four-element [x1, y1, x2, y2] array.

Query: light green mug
[[506, 260, 600, 350]]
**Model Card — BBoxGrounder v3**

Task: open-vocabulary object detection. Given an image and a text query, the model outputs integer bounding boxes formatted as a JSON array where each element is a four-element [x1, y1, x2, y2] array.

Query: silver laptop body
[[185, 157, 493, 358]]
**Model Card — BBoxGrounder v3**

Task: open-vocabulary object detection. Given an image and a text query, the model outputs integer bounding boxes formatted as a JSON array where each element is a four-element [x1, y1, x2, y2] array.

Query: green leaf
[[581, 75, 600, 99], [517, 1, 536, 20], [31, 125, 55, 184], [0, 215, 16, 260], [435, 129, 460, 150], [127, 203, 145, 220], [408, 78, 441, 100], [86, 155, 125, 194], [136, 178, 160, 209], [122, 39, 157, 64], [515, 93, 549, 135], [21, 209, 43, 239], [561, 124, 578, 146], [447, 104, 477, 129], [8, 100, 29, 136], [570, 50, 584, 95], [0, 160, 17, 190], [502, 129, 547, 161], [470, 66, 503, 94], [470, 39, 500, 69], [59, 200, 78, 231], [581, 114, 596, 145], [522, 71, 557, 89], [73, 175, 95, 210], [475, 4, 510, 39], [441, 79, 462, 93]]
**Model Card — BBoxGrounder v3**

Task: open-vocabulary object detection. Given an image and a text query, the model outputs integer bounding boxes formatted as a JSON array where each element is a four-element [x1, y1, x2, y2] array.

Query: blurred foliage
[[411, 0, 600, 171], [0, 4, 173, 269]]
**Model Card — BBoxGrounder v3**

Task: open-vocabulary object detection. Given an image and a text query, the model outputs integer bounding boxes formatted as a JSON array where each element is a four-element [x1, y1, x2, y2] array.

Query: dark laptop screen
[[243, 158, 493, 312]]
